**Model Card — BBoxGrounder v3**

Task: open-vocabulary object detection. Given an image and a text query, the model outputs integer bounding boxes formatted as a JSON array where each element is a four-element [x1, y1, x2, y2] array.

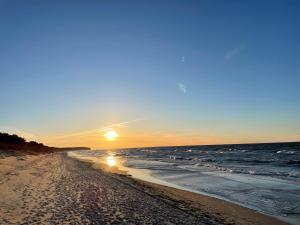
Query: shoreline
[[67, 151, 292, 225], [1, 150, 291, 225], [123, 166, 296, 225]]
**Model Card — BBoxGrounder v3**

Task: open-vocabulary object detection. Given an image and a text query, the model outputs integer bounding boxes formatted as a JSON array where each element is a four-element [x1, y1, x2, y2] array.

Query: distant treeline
[[0, 132, 90, 152]]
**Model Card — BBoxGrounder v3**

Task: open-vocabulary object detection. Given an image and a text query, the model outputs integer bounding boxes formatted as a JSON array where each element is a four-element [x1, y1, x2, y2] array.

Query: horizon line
[[88, 140, 300, 150]]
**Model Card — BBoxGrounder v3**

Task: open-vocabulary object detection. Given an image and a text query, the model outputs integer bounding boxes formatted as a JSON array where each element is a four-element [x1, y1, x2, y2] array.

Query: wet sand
[[0, 150, 290, 225]]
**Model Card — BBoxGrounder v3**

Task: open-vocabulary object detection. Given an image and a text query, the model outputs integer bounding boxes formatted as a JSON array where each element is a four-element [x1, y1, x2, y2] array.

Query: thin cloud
[[0, 119, 146, 142], [181, 56, 185, 63], [224, 46, 245, 60], [50, 129, 98, 139], [100, 118, 144, 131], [178, 82, 187, 94], [50, 118, 145, 139]]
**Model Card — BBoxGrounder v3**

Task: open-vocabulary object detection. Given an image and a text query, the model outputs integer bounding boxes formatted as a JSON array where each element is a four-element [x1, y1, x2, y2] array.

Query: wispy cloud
[[100, 118, 144, 131], [181, 56, 185, 63], [178, 82, 187, 94], [1, 119, 145, 142], [224, 46, 245, 60], [49, 118, 145, 139], [50, 129, 99, 139]]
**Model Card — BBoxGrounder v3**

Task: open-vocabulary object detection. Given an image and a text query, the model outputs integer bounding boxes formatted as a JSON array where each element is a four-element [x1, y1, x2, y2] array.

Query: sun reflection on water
[[106, 155, 116, 167]]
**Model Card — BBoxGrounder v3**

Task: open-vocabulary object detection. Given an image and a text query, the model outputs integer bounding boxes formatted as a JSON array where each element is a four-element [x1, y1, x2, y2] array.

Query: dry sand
[[0, 150, 290, 225]]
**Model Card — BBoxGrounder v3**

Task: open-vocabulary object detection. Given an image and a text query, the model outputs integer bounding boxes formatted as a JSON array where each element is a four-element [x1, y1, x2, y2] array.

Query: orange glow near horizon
[[32, 127, 300, 150]]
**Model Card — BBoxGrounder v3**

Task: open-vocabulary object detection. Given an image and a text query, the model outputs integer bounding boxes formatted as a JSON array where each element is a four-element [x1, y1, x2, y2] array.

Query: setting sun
[[104, 130, 119, 141]]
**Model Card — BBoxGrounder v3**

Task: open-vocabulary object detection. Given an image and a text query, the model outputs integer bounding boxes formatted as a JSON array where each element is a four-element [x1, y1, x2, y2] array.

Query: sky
[[0, 0, 299, 149]]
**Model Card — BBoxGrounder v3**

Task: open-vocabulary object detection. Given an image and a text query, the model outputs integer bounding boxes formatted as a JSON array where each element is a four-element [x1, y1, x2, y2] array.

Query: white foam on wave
[[67, 150, 300, 225], [123, 158, 300, 225]]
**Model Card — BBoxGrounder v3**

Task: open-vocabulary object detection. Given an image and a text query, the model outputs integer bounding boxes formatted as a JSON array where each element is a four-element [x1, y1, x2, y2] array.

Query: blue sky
[[0, 0, 299, 148]]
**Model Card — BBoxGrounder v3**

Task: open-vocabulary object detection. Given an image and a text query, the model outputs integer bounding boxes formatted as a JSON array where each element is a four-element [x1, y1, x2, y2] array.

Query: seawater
[[69, 142, 300, 225]]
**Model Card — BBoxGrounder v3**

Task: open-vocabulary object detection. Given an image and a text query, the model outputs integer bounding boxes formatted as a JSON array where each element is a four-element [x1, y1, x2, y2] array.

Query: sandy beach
[[0, 150, 290, 225]]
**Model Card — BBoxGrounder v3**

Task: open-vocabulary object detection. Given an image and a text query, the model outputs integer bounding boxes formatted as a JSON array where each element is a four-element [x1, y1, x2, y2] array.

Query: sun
[[104, 129, 119, 141]]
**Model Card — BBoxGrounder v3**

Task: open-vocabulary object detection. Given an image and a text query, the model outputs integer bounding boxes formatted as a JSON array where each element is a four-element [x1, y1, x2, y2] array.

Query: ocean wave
[[288, 171, 300, 178], [286, 160, 300, 165], [177, 162, 300, 179]]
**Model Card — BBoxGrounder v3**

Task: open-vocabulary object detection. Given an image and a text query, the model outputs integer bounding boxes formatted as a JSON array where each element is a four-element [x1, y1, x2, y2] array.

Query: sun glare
[[106, 156, 116, 167], [104, 130, 119, 141]]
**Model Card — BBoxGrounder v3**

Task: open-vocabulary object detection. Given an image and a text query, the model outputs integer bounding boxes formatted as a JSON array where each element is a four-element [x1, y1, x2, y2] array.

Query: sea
[[68, 142, 300, 225]]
